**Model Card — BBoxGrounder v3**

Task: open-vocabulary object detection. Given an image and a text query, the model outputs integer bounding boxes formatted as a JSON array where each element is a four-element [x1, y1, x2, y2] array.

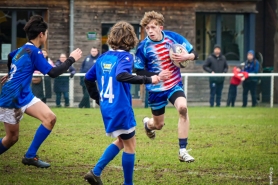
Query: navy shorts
[[148, 82, 186, 116]]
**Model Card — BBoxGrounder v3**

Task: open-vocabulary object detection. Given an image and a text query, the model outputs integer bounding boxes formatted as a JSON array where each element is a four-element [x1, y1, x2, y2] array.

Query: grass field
[[0, 107, 277, 185]]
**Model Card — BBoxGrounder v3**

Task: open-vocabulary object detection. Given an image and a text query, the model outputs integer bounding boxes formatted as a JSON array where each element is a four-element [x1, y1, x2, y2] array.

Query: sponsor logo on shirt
[[125, 57, 130, 61], [86, 58, 90, 62], [103, 63, 112, 69], [102, 61, 115, 73]]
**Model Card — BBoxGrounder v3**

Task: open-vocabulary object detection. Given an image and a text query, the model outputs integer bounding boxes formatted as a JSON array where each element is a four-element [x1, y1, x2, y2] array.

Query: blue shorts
[[148, 82, 186, 116]]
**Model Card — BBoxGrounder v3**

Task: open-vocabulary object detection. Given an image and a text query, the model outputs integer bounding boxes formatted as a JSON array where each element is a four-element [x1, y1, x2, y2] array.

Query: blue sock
[[25, 124, 51, 158], [0, 138, 8, 155], [122, 152, 135, 185], [93, 144, 120, 176], [179, 138, 188, 149]]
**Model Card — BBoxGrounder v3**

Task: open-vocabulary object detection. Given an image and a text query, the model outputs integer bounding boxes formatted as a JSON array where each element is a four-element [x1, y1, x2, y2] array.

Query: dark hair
[[107, 21, 138, 51], [23, 15, 48, 40]]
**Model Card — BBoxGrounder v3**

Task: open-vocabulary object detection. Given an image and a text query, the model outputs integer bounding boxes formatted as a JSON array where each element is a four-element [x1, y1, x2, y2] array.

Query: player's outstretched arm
[[116, 72, 160, 84], [135, 68, 158, 77], [47, 48, 82, 78]]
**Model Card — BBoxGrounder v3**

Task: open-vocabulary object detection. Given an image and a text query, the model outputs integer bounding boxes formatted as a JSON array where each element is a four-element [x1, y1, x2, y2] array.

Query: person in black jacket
[[242, 50, 260, 107], [53, 53, 76, 107], [79, 47, 99, 108], [203, 45, 228, 107]]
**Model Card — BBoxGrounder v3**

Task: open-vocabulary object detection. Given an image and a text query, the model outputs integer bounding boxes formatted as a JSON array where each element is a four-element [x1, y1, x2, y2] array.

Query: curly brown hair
[[107, 21, 139, 51], [140, 11, 164, 27]]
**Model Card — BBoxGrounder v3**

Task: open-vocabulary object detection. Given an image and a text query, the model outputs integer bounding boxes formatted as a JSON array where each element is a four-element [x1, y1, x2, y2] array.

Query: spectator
[[242, 50, 260, 107], [31, 49, 54, 103], [226, 66, 248, 107], [79, 47, 99, 108], [102, 44, 109, 54], [203, 44, 228, 107], [53, 53, 76, 107]]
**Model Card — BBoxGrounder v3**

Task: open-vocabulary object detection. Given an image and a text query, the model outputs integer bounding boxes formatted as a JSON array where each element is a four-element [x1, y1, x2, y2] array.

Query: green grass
[[0, 107, 277, 185]]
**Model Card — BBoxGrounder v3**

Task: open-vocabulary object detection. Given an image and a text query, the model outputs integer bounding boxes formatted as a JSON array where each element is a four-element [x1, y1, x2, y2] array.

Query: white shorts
[[106, 127, 136, 138], [0, 97, 41, 124]]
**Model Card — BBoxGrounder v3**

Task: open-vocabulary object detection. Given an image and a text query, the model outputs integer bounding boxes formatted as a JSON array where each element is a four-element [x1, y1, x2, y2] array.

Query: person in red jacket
[[227, 66, 248, 107]]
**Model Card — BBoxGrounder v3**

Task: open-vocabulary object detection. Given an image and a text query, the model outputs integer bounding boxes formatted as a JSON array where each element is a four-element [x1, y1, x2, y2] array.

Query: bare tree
[[274, 0, 278, 103]]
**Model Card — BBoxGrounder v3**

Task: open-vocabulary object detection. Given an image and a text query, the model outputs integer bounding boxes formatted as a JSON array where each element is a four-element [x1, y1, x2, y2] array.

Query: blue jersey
[[0, 42, 53, 108], [134, 30, 193, 92], [85, 50, 136, 134]]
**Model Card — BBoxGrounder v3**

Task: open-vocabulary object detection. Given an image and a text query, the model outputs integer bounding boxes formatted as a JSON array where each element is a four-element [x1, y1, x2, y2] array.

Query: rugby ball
[[169, 44, 192, 68]]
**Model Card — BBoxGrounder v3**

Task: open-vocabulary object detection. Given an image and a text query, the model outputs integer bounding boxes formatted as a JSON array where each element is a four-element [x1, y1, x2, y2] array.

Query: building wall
[[0, 0, 70, 67], [0, 0, 258, 72]]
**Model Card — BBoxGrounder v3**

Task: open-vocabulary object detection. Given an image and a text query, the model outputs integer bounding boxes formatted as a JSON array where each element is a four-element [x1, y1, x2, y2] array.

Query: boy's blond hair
[[140, 11, 164, 27], [107, 21, 139, 51]]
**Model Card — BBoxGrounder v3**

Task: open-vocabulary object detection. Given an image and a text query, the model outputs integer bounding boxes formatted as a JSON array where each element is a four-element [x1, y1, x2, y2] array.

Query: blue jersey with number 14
[[85, 50, 136, 134], [0, 42, 53, 109]]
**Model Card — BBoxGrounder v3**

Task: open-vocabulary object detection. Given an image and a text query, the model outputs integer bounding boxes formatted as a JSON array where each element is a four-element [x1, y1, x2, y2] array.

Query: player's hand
[[241, 77, 245, 81], [151, 75, 160, 84], [70, 48, 82, 62], [158, 70, 171, 81], [1, 74, 9, 85], [172, 51, 193, 62]]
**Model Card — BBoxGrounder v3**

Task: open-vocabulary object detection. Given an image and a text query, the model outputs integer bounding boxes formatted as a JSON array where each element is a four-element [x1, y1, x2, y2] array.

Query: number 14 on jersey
[[100, 76, 115, 103]]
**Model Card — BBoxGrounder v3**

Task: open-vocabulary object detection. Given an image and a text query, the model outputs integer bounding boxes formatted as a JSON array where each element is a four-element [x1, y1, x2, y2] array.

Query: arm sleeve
[[233, 68, 242, 80], [135, 69, 158, 77], [203, 57, 212, 73], [47, 57, 75, 78], [116, 54, 152, 84], [172, 32, 194, 53], [84, 65, 99, 104], [223, 56, 228, 73], [134, 42, 147, 70], [32, 49, 53, 75], [190, 50, 199, 60], [84, 78, 100, 105], [116, 72, 152, 84], [254, 61, 260, 73], [243, 71, 249, 78], [69, 65, 76, 78]]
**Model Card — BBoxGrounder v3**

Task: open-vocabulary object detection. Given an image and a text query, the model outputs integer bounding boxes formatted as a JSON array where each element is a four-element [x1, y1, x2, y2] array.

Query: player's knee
[[178, 106, 188, 118], [6, 133, 19, 146], [44, 112, 56, 127]]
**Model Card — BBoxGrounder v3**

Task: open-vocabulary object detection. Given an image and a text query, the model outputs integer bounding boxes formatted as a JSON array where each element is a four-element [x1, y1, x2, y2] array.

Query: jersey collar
[[147, 31, 165, 44]]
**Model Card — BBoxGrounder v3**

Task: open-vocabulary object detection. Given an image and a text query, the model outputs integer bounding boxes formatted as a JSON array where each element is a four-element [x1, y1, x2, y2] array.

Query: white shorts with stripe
[[0, 97, 41, 124]]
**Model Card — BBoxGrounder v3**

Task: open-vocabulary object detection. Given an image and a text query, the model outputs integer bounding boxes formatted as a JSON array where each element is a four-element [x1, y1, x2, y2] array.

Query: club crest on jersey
[[165, 42, 171, 49]]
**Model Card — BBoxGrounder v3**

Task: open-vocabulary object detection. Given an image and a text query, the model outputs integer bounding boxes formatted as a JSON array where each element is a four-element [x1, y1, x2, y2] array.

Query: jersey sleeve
[[169, 31, 194, 53], [134, 42, 147, 70], [116, 54, 133, 76], [85, 64, 97, 82], [31, 49, 53, 75], [9, 49, 19, 58]]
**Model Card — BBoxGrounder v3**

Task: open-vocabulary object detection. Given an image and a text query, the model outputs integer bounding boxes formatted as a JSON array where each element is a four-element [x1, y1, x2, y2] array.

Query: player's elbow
[[190, 50, 199, 60], [47, 68, 60, 78]]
